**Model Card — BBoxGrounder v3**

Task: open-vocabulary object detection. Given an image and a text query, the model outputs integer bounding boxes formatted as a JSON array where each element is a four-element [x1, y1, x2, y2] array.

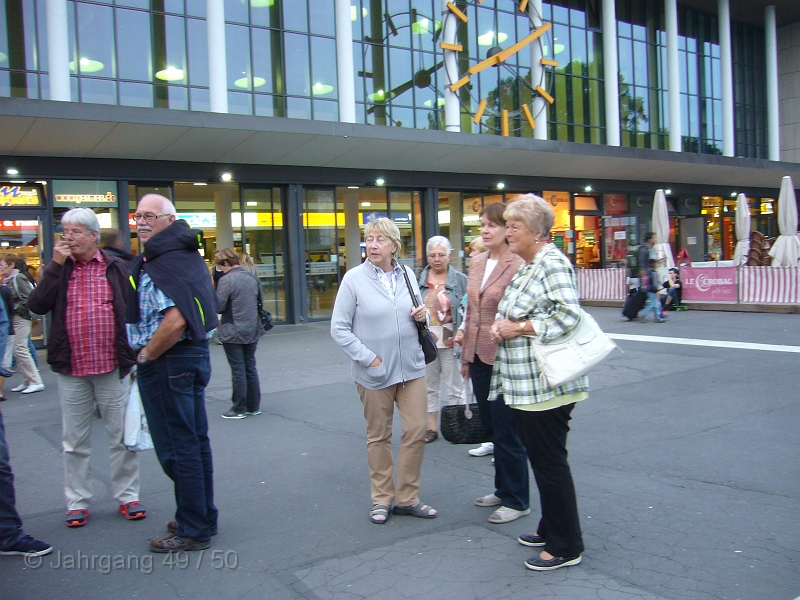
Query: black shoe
[[0, 535, 53, 556], [524, 554, 582, 571], [518, 533, 545, 547]]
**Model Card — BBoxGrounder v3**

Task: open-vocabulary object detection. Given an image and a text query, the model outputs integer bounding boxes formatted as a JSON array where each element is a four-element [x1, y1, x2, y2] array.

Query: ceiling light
[[234, 76, 267, 89], [478, 31, 508, 46], [247, 201, 257, 206], [69, 57, 104, 73], [497, 182, 505, 190], [361, 202, 371, 207], [368, 89, 386, 102], [155, 66, 185, 81], [193, 182, 207, 186], [221, 173, 232, 182], [348, 186, 360, 189], [312, 82, 334, 96], [9, 180, 26, 184], [375, 178, 385, 186], [350, 6, 368, 21], [731, 192, 737, 197], [664, 189, 672, 195], [247, 0, 274, 6], [6, 168, 18, 175], [584, 185, 592, 192]]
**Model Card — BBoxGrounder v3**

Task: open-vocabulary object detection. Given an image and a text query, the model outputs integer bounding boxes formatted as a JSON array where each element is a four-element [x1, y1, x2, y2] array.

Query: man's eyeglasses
[[132, 213, 171, 223], [61, 229, 88, 238]]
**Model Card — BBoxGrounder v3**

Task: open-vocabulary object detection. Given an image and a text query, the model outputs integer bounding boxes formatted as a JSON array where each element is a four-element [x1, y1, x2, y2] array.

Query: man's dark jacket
[[29, 249, 137, 377], [126, 219, 219, 342]]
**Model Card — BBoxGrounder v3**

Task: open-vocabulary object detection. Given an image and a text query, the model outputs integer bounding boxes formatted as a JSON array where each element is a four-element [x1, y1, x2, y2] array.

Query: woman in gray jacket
[[331, 218, 435, 525], [216, 248, 264, 419]]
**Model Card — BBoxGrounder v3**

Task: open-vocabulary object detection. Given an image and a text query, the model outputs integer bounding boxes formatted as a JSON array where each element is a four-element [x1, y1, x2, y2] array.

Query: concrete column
[[334, 0, 356, 122], [46, 0, 70, 101], [602, 0, 620, 146], [765, 5, 780, 161], [207, 0, 228, 113], [343, 191, 361, 271], [443, 0, 460, 132], [665, 0, 681, 152], [529, 0, 547, 139], [214, 189, 234, 250], [718, 0, 734, 157]]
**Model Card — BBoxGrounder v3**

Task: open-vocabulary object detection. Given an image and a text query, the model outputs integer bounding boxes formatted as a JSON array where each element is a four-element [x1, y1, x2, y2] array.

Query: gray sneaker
[[245, 410, 262, 416], [475, 493, 502, 507], [221, 410, 246, 419]]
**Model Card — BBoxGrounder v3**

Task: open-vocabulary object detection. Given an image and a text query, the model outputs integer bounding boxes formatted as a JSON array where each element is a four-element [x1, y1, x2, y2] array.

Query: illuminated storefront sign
[[53, 180, 118, 207], [0, 186, 41, 206], [128, 212, 359, 229]]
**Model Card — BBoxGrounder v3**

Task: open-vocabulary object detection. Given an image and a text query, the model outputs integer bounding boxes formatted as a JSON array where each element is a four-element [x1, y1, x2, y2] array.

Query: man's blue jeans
[[0, 409, 24, 550], [640, 292, 662, 321], [137, 341, 217, 541], [222, 342, 261, 414], [469, 357, 530, 511]]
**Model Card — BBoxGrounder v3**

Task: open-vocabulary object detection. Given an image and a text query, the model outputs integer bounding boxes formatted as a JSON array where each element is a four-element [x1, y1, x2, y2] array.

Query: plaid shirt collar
[[69, 248, 105, 266]]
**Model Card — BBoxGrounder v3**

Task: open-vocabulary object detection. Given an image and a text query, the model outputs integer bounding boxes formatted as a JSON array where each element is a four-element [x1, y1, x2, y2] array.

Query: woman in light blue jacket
[[331, 218, 435, 525]]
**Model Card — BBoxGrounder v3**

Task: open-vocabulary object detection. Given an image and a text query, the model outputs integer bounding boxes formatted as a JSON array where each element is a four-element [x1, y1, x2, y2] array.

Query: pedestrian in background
[[101, 229, 135, 266], [29, 208, 144, 528], [12, 258, 39, 369], [0, 254, 43, 394], [418, 236, 467, 443], [240, 252, 257, 276], [490, 194, 586, 572], [331, 218, 435, 525], [215, 248, 264, 419], [127, 194, 219, 553]]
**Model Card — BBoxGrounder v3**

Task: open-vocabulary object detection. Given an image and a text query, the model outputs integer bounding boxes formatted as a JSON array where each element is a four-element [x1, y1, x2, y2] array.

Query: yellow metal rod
[[473, 99, 487, 124]]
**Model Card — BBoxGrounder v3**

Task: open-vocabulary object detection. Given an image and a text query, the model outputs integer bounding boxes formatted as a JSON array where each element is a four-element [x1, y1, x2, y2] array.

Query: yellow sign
[[55, 192, 117, 205], [0, 186, 40, 206]]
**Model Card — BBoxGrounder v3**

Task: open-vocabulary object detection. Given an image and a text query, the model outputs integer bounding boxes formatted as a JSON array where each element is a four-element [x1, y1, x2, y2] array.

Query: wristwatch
[[137, 351, 151, 365]]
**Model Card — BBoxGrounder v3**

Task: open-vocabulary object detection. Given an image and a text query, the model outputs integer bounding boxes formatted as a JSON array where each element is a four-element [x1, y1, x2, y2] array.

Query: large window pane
[[283, 0, 308, 32], [244, 188, 287, 323], [75, 3, 115, 78], [284, 32, 309, 96], [310, 35, 337, 99], [226, 23, 251, 90], [187, 18, 209, 86], [308, 0, 335, 36], [116, 9, 151, 81]]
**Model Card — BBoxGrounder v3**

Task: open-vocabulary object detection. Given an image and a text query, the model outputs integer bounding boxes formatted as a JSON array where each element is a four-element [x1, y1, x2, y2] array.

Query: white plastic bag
[[123, 378, 153, 452]]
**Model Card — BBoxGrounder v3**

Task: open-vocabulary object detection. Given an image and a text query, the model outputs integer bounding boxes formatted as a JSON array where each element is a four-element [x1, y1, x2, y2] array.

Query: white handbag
[[123, 377, 154, 452], [506, 247, 618, 390]]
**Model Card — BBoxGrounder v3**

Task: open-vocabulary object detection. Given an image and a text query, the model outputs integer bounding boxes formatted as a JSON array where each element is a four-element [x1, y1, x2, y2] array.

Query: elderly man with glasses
[[29, 207, 143, 528], [126, 194, 219, 553]]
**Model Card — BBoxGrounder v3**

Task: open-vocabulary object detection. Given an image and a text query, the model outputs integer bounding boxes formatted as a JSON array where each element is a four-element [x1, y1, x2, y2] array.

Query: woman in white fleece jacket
[[331, 218, 436, 525]]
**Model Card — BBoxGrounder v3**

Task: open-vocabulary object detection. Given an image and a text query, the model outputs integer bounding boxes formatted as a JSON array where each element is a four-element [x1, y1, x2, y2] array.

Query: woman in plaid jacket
[[489, 194, 587, 572]]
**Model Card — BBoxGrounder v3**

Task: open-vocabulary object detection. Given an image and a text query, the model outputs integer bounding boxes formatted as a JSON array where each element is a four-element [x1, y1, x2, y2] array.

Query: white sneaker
[[21, 384, 45, 394], [468, 442, 494, 457], [10, 384, 26, 392], [475, 493, 502, 507], [488, 506, 530, 524]]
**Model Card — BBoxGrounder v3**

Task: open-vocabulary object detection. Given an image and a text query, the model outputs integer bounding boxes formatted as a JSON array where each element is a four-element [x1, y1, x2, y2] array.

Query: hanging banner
[[681, 267, 738, 302]]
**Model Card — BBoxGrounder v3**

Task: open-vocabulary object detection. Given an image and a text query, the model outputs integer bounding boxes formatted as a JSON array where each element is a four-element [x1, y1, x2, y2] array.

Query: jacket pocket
[[361, 361, 388, 387]]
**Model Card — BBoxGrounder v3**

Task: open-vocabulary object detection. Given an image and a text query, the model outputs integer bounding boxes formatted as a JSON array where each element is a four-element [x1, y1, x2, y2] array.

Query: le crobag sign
[[681, 267, 738, 302]]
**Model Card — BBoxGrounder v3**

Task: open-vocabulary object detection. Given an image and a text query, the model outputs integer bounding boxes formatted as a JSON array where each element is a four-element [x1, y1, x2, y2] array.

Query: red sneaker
[[119, 501, 147, 520], [65, 509, 89, 527]]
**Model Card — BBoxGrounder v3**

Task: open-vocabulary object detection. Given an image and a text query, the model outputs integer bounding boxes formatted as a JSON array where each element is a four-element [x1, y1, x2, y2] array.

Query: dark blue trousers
[[469, 357, 530, 511], [0, 409, 24, 550], [137, 341, 217, 542]]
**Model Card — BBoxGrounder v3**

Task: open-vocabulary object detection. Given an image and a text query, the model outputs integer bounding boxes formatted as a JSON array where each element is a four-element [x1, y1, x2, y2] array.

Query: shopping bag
[[440, 381, 489, 445], [123, 378, 154, 452]]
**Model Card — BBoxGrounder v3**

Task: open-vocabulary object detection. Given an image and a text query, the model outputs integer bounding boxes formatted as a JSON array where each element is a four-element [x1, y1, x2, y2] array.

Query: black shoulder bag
[[399, 265, 438, 364], [256, 281, 274, 332]]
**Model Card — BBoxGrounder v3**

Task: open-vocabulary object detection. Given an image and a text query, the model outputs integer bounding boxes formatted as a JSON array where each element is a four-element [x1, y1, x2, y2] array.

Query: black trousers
[[512, 403, 584, 558], [470, 359, 529, 511]]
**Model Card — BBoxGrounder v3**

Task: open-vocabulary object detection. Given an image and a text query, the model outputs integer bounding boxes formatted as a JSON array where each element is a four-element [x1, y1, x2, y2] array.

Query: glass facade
[[616, 0, 667, 149], [0, 0, 775, 156]]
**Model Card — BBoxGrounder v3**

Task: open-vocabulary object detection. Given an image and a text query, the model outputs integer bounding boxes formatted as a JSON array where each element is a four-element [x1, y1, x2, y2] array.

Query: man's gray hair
[[61, 207, 100, 235], [139, 193, 177, 216], [426, 236, 452, 254]]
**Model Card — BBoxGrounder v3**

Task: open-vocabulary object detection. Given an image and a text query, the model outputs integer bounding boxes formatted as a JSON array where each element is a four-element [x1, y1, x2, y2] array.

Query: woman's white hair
[[363, 217, 401, 255], [61, 207, 100, 235], [426, 236, 452, 254]]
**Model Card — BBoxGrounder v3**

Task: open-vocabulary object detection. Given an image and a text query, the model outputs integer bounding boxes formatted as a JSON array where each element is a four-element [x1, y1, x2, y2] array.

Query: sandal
[[424, 430, 438, 443], [392, 502, 437, 519], [370, 504, 390, 525]]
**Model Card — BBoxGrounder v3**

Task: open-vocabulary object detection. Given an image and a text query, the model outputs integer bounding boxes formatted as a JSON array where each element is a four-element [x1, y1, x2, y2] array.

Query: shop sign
[[0, 186, 40, 206], [603, 194, 628, 215], [53, 180, 118, 207], [0, 220, 38, 230], [681, 267, 738, 302]]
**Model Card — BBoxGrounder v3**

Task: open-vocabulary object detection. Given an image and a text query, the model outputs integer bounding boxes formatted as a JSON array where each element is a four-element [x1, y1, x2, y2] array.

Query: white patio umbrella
[[652, 189, 674, 268], [732, 193, 751, 266], [768, 176, 800, 266]]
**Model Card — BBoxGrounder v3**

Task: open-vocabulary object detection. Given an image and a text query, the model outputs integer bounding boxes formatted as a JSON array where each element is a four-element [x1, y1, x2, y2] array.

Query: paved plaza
[[0, 307, 798, 600]]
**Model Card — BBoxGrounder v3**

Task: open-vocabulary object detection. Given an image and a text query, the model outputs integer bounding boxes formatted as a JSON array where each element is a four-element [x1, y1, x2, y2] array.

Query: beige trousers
[[356, 377, 427, 507], [12, 316, 42, 386], [58, 369, 140, 510]]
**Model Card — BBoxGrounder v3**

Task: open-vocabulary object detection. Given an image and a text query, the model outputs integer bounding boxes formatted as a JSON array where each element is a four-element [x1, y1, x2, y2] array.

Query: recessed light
[[584, 185, 592, 192], [731, 192, 737, 197], [193, 182, 207, 186], [497, 182, 505, 190], [9, 180, 26, 184], [348, 186, 359, 189], [361, 202, 371, 207], [221, 173, 232, 182], [6, 168, 18, 175], [664, 189, 672, 195], [246, 201, 257, 206], [375, 178, 385, 186]]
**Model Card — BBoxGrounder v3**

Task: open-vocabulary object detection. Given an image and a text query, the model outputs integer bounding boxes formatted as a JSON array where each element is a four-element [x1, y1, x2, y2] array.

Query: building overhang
[[1, 98, 799, 192]]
